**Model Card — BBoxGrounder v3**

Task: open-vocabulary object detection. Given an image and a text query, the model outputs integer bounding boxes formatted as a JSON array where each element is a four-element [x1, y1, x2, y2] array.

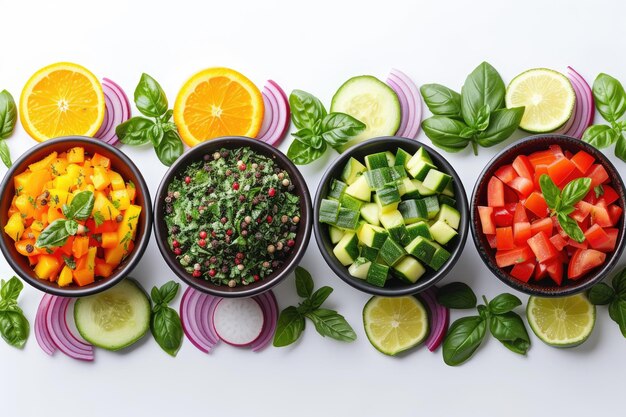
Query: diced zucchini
[[395, 148, 412, 168], [379, 238, 406, 266], [319, 199, 340, 224], [385, 151, 396, 167], [392, 256, 426, 283], [404, 236, 437, 264], [364, 168, 392, 189], [335, 208, 360, 230], [328, 179, 347, 201], [340, 193, 364, 211], [422, 196, 440, 219], [365, 152, 389, 170], [435, 204, 461, 230], [348, 258, 372, 279], [366, 263, 389, 287], [329, 226, 345, 244], [333, 232, 359, 266], [429, 220, 458, 245], [357, 224, 389, 249], [428, 242, 451, 271], [341, 157, 367, 185], [402, 221, 433, 245], [422, 169, 452, 193], [374, 194, 399, 214], [345, 175, 371, 201], [377, 183, 401, 206], [438, 194, 457, 208], [360, 202, 380, 225], [442, 180, 455, 197], [398, 199, 428, 224], [360, 246, 379, 262]]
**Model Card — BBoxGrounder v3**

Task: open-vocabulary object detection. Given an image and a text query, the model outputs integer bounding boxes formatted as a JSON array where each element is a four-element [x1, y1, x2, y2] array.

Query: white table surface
[[1, 0, 625, 415]]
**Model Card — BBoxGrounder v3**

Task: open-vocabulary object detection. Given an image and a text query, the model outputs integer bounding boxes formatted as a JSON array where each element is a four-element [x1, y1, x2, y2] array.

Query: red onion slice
[[256, 80, 290, 147], [35, 294, 56, 355], [95, 78, 131, 146], [557, 67, 594, 139], [213, 298, 265, 346], [45, 296, 94, 361], [386, 69, 423, 139], [419, 287, 449, 352], [180, 287, 215, 353], [250, 291, 278, 352]]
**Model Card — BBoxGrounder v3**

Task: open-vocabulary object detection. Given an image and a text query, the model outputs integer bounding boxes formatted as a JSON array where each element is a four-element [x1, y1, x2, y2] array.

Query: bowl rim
[[0, 136, 153, 297], [313, 136, 469, 296], [470, 134, 626, 297], [152, 136, 313, 298]]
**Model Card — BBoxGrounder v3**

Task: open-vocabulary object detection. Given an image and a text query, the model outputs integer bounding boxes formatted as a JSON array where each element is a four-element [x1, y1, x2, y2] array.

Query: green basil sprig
[[0, 277, 29, 348], [0, 89, 17, 168], [150, 281, 183, 356], [116, 74, 184, 166], [286, 90, 365, 165], [582, 73, 626, 161], [588, 267, 626, 337], [35, 190, 94, 248], [273, 266, 356, 346], [539, 174, 591, 242], [420, 62, 525, 155], [438, 282, 530, 366]]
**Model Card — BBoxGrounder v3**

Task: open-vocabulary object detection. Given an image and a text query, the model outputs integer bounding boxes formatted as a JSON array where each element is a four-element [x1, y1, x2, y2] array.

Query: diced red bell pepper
[[549, 234, 568, 251], [533, 165, 549, 191], [586, 164, 609, 187], [524, 192, 549, 218], [510, 261, 535, 283], [513, 222, 532, 246], [548, 157, 576, 186], [513, 202, 528, 223], [568, 249, 606, 280], [597, 185, 620, 205], [527, 231, 558, 263], [495, 246, 534, 268], [513, 155, 534, 179], [609, 204, 623, 226], [528, 149, 558, 168], [487, 176, 505, 207], [494, 164, 517, 184], [496, 227, 515, 250], [494, 207, 514, 227], [530, 217, 553, 237], [594, 228, 618, 252], [508, 176, 534, 198], [478, 206, 496, 235], [545, 260, 564, 285], [584, 224, 611, 250], [570, 150, 595, 174]]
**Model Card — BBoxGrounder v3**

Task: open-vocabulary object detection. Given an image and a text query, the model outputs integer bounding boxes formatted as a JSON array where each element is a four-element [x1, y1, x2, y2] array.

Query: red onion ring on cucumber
[[256, 80, 290, 147], [386, 69, 423, 139], [94, 78, 131, 146]]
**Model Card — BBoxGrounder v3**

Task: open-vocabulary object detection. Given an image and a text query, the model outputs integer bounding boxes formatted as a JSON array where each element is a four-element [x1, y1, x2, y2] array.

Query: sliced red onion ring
[[35, 294, 56, 355], [419, 287, 449, 352], [556, 67, 594, 139], [386, 69, 423, 139], [256, 80, 290, 147], [95, 78, 131, 146], [45, 296, 94, 361], [180, 287, 216, 353], [250, 291, 278, 352]]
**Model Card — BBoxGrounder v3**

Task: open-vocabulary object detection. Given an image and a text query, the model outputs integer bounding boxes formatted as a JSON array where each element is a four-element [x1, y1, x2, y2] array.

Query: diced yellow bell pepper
[[67, 147, 84, 163], [58, 265, 73, 287], [126, 183, 136, 201], [31, 220, 45, 232], [53, 174, 74, 192], [13, 171, 31, 196], [92, 191, 120, 220], [14, 194, 36, 218], [4, 213, 24, 241], [50, 158, 68, 177], [117, 204, 142, 243], [48, 189, 73, 209], [28, 151, 58, 172], [104, 244, 126, 266], [47, 207, 64, 223], [91, 166, 111, 190], [22, 169, 51, 197], [66, 163, 81, 179], [110, 189, 130, 211], [109, 171, 125, 190], [34, 255, 62, 280]]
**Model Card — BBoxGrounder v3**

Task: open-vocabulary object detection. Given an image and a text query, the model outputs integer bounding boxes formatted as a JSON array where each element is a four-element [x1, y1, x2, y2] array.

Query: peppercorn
[[204, 154, 211, 161], [281, 215, 289, 223], [171, 226, 180, 234], [255, 172, 262, 179], [166, 205, 173, 214], [267, 244, 275, 254], [268, 187, 276, 197], [290, 225, 298, 232], [263, 261, 270, 268], [259, 164, 265, 170], [174, 248, 182, 256], [232, 173, 240, 180], [222, 266, 229, 273], [272, 260, 279, 268], [282, 179, 290, 187], [293, 216, 300, 223], [221, 150, 230, 158], [252, 197, 259, 205], [273, 205, 279, 214], [228, 280, 236, 288], [25, 244, 34, 254], [185, 176, 191, 184], [199, 230, 207, 239], [192, 270, 201, 277], [198, 239, 207, 247], [245, 172, 252, 179], [211, 240, 219, 248], [239, 195, 246, 202], [209, 256, 217, 264], [274, 167, 280, 174], [241, 230, 248, 237], [225, 169, 232, 176], [220, 217, 227, 224], [287, 239, 296, 247], [241, 222, 248, 229], [276, 241, 284, 251], [255, 232, 263, 240], [284, 246, 290, 253], [207, 186, 215, 194]]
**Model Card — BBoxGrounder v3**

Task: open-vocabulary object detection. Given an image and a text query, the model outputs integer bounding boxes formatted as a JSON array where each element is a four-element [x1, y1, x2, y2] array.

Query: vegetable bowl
[[471, 134, 626, 296], [313, 136, 469, 296], [0, 136, 153, 297]]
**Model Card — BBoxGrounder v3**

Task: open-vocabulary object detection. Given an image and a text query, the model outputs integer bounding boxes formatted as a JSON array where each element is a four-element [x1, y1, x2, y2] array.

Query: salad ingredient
[[587, 267, 626, 337], [150, 281, 183, 356], [257, 80, 290, 147], [330, 75, 401, 152], [420, 286, 449, 352], [421, 62, 524, 155], [505, 68, 575, 132], [436, 282, 477, 309], [174, 67, 264, 146], [526, 294, 595, 347], [164, 147, 300, 287], [363, 295, 428, 355], [539, 175, 590, 242], [35, 190, 94, 248], [287, 89, 365, 165], [248, 291, 278, 351], [34, 294, 55, 355], [95, 78, 131, 147], [556, 67, 595, 139], [45, 295, 94, 361], [386, 69, 423, 140], [213, 298, 264, 346], [0, 89, 16, 168], [0, 277, 29, 348], [116, 74, 184, 166], [74, 279, 150, 351], [273, 266, 356, 347], [19, 62, 105, 142], [440, 283, 530, 366]]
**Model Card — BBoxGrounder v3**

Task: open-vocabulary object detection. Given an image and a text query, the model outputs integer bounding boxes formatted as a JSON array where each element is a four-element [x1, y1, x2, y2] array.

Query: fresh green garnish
[[116, 74, 184, 166], [588, 267, 626, 337], [539, 174, 591, 242], [273, 266, 356, 347], [35, 190, 94, 248], [0, 89, 16, 168], [420, 62, 525, 155], [150, 281, 183, 356], [286, 90, 365, 165], [438, 282, 530, 366], [0, 277, 29, 348]]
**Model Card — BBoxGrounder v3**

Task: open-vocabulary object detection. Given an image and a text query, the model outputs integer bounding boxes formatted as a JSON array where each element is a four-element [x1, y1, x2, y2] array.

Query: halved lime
[[505, 68, 575, 133], [526, 294, 595, 348], [363, 296, 428, 355]]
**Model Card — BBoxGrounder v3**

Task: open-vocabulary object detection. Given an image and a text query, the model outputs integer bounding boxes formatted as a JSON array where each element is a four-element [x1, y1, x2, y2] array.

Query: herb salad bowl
[[153, 136, 313, 298], [0, 136, 153, 297]]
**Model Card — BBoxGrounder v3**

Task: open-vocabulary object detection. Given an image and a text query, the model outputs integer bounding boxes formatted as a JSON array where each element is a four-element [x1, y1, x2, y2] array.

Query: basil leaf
[[592, 73, 626, 123], [539, 174, 560, 211], [488, 293, 522, 315], [475, 107, 524, 147], [477, 304, 490, 320], [436, 282, 477, 309], [63, 190, 94, 221], [151, 286, 163, 305], [293, 128, 324, 150], [0, 140, 11, 168], [273, 306, 305, 347], [134, 73, 168, 117], [615, 132, 626, 162], [35, 219, 70, 248], [582, 124, 618, 149], [588, 283, 615, 305], [287, 139, 327, 165], [421, 116, 471, 153], [420, 84, 462, 118], [474, 104, 491, 131], [157, 281, 180, 305], [295, 266, 314, 298], [459, 126, 477, 139], [0, 90, 17, 140], [64, 219, 78, 235], [116, 117, 155, 146], [557, 213, 585, 243], [150, 124, 164, 147], [305, 308, 356, 342], [608, 298, 626, 337], [289, 90, 327, 130], [160, 109, 174, 123], [0, 277, 22, 302], [321, 112, 366, 148], [155, 130, 184, 167], [489, 312, 530, 355], [461, 62, 505, 129], [151, 307, 183, 356], [0, 310, 29, 348], [561, 177, 591, 208], [612, 267, 626, 295], [442, 316, 486, 366]]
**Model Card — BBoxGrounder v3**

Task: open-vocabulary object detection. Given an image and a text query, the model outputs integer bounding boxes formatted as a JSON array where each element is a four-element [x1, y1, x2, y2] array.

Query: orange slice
[[174, 67, 264, 146], [20, 62, 105, 142]]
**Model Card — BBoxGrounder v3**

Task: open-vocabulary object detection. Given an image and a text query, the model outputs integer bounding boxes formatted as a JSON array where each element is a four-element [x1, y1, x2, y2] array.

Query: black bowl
[[0, 136, 153, 297], [471, 134, 626, 297], [314, 136, 469, 296], [153, 136, 313, 298]]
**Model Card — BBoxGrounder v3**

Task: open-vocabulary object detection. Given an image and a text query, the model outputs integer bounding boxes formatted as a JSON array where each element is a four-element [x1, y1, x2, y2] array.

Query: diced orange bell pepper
[[60, 236, 74, 256], [67, 147, 84, 163], [91, 153, 111, 168], [72, 236, 90, 259], [91, 166, 111, 190], [28, 151, 58, 172], [101, 232, 118, 249], [47, 207, 64, 223], [15, 239, 40, 256], [72, 269, 94, 287], [95, 261, 115, 278], [4, 213, 24, 241], [34, 255, 62, 280]]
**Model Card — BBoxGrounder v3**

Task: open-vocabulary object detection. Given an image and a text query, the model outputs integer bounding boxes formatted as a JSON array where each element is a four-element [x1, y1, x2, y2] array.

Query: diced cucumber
[[398, 199, 428, 224], [333, 232, 359, 266], [364, 168, 393, 189], [395, 148, 412, 168], [340, 193, 364, 211], [348, 258, 372, 279], [379, 210, 404, 230], [407, 158, 435, 181], [442, 180, 455, 197], [374, 194, 399, 214], [365, 152, 390, 170], [435, 204, 461, 230], [377, 183, 401, 206], [402, 221, 433, 245], [422, 196, 440, 219], [319, 199, 340, 224], [379, 238, 406, 266], [360, 202, 380, 225], [345, 175, 371, 201], [360, 246, 379, 262], [438, 194, 457, 208], [411, 180, 437, 198], [385, 151, 396, 167], [429, 220, 458, 245], [328, 179, 347, 201], [422, 169, 452, 193], [415, 147, 433, 164], [357, 224, 389, 249], [329, 226, 345, 244], [389, 165, 407, 181], [335, 207, 360, 230], [428, 242, 451, 271], [341, 157, 367, 185], [366, 263, 390, 287], [404, 236, 437, 264], [392, 256, 426, 283]]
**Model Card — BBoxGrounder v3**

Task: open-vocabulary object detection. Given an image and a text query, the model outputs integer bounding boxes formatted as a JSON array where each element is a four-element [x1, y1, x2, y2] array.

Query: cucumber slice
[[422, 169, 452, 193], [402, 221, 433, 245], [335, 207, 360, 230], [379, 238, 406, 266], [329, 226, 345, 244], [429, 220, 458, 245], [340, 193, 365, 211], [328, 179, 348, 201], [348, 258, 372, 279], [333, 232, 359, 266], [395, 148, 412, 168], [374, 194, 399, 214], [319, 199, 340, 224], [421, 196, 440, 219], [341, 157, 367, 185], [74, 279, 150, 351], [366, 263, 389, 287], [398, 199, 428, 224], [360, 245, 379, 262], [360, 202, 380, 225], [428, 242, 451, 271], [345, 175, 371, 201], [365, 152, 390, 170], [392, 256, 426, 283], [377, 183, 401, 206], [357, 223, 389, 249], [435, 204, 461, 230], [385, 151, 396, 167], [404, 236, 437, 264], [331, 76, 401, 152]]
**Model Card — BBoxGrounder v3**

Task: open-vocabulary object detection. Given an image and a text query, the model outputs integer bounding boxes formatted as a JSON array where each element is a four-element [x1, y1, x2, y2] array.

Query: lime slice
[[526, 294, 595, 348], [363, 296, 428, 355], [505, 68, 575, 132]]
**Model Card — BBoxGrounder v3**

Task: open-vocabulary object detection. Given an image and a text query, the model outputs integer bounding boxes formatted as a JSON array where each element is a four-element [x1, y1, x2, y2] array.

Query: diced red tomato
[[513, 222, 531, 246], [513, 202, 528, 223], [586, 164, 609, 187], [508, 176, 534, 198], [496, 227, 515, 250], [527, 231, 558, 263], [609, 204, 623, 226], [549, 145, 565, 158], [549, 234, 568, 251], [594, 228, 618, 252], [584, 224, 610, 250], [568, 249, 606, 280], [512, 155, 534, 179], [545, 260, 564, 285], [583, 189, 597, 205], [478, 206, 495, 235], [533, 165, 549, 190], [510, 261, 535, 283], [486, 234, 497, 249], [564, 150, 574, 159], [568, 238, 588, 250], [494, 208, 514, 227], [591, 204, 612, 227], [535, 262, 548, 280], [524, 192, 549, 218], [571, 201, 593, 222], [530, 218, 552, 237], [495, 246, 534, 268], [548, 157, 576, 185], [487, 177, 505, 207], [528, 149, 558, 167], [570, 150, 595, 174], [558, 167, 584, 187], [597, 185, 619, 205], [494, 164, 517, 184]]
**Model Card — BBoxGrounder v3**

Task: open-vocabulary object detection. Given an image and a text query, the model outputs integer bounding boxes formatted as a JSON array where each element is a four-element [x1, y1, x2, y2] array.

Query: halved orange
[[174, 67, 264, 146], [20, 62, 105, 142]]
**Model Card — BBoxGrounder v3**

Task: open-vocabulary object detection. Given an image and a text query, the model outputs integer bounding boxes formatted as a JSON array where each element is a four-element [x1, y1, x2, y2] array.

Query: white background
[[0, 0, 624, 416]]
